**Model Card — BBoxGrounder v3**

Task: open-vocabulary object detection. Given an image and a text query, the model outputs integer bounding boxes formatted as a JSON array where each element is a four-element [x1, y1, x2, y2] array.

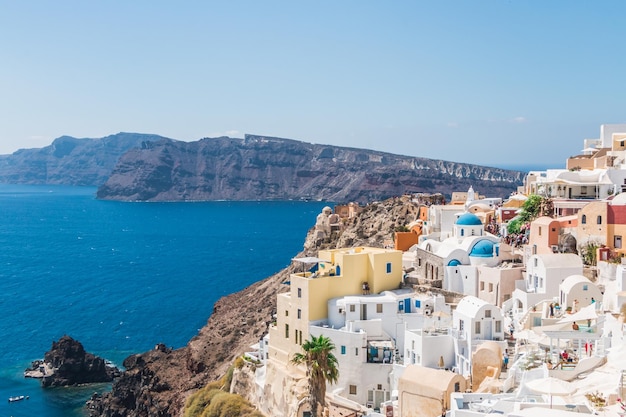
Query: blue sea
[[0, 185, 328, 417]]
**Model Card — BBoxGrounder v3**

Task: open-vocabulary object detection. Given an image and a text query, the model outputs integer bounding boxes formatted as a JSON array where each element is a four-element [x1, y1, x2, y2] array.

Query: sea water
[[0, 184, 328, 417]]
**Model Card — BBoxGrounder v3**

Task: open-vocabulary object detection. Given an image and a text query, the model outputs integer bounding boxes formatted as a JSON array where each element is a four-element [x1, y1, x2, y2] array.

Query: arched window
[[581, 214, 587, 224]]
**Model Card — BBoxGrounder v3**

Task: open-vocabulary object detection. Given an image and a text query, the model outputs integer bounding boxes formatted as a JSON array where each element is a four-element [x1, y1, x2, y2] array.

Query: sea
[[0, 184, 329, 417]]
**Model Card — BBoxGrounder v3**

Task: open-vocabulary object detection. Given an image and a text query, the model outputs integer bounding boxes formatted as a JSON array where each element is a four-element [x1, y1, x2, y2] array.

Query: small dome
[[448, 259, 461, 266], [456, 212, 483, 226], [470, 240, 495, 258]]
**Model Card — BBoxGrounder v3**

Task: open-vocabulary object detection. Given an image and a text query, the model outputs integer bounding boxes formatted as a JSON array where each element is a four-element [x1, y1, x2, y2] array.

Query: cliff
[[0, 133, 170, 186], [96, 134, 524, 202], [88, 196, 420, 417]]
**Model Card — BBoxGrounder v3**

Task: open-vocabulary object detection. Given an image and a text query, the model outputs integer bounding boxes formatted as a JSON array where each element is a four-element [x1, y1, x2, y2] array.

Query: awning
[[292, 257, 324, 264]]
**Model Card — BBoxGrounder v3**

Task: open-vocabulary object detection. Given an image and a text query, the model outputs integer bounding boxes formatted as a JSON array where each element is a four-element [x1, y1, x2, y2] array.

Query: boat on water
[[8, 395, 28, 402]]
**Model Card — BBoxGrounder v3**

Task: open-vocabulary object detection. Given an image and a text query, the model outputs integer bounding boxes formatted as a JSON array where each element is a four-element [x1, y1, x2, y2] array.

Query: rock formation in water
[[96, 134, 524, 202], [86, 196, 422, 416], [0, 133, 169, 185], [25, 335, 120, 387]]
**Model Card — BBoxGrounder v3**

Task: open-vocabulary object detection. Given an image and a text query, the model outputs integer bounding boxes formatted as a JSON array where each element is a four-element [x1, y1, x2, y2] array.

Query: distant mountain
[[96, 134, 525, 202], [0, 133, 170, 186]]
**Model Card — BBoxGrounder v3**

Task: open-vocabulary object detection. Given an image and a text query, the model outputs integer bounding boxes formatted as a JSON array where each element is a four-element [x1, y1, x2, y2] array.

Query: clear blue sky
[[1, 1, 624, 168]]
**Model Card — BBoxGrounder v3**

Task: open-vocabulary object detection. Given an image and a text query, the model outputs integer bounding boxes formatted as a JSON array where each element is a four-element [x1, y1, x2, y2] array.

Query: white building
[[559, 275, 602, 312], [309, 290, 450, 411], [511, 253, 583, 313], [452, 296, 506, 378]]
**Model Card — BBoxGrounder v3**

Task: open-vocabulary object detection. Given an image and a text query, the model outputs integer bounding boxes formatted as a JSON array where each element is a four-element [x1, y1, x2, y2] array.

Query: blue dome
[[448, 259, 461, 266], [470, 240, 495, 257], [456, 212, 483, 226]]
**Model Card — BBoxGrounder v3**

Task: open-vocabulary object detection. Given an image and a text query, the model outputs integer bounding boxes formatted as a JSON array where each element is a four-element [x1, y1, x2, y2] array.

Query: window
[[461, 229, 464, 236], [355, 348, 359, 356], [418, 258, 422, 267], [297, 288, 302, 298], [454, 382, 461, 392], [582, 214, 587, 224], [377, 384, 383, 390], [377, 304, 383, 313], [616, 235, 623, 249], [583, 284, 588, 291], [485, 309, 491, 318], [398, 301, 404, 311], [496, 320, 502, 333], [538, 226, 542, 236], [597, 215, 602, 224], [411, 340, 415, 349], [297, 309, 301, 319], [285, 324, 289, 338], [349, 385, 357, 395], [475, 321, 481, 334], [534, 258, 538, 267], [581, 186, 587, 195], [341, 345, 346, 355], [459, 320, 464, 331], [480, 281, 485, 291], [386, 262, 392, 274], [285, 310, 288, 317], [349, 304, 355, 312], [488, 283, 494, 293]]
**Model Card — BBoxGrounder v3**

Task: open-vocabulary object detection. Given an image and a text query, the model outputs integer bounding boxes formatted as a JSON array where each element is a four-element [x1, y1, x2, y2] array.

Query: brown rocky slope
[[88, 196, 422, 417]]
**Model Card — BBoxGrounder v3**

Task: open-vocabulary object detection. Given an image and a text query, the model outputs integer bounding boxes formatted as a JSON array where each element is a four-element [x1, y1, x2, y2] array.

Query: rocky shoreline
[[86, 196, 420, 416]]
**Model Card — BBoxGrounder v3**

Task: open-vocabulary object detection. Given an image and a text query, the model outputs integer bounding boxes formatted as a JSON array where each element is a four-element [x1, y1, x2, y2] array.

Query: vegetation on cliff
[[184, 364, 263, 417]]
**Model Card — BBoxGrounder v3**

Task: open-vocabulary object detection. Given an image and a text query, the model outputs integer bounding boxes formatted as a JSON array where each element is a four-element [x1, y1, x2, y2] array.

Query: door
[[483, 320, 492, 340]]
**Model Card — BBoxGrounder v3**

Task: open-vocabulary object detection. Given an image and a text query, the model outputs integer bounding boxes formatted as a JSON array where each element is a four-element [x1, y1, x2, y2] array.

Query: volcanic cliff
[[87, 196, 422, 417], [0, 133, 169, 185], [96, 134, 524, 203]]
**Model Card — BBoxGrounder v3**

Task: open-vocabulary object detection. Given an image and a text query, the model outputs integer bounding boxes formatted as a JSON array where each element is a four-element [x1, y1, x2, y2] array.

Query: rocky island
[[25, 335, 120, 387], [96, 134, 524, 203]]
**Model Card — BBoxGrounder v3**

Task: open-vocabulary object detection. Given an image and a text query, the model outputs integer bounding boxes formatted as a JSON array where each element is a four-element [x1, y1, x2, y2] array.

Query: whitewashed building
[[452, 296, 506, 377]]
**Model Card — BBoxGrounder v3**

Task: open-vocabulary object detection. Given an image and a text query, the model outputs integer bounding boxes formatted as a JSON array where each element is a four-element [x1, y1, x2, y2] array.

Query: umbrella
[[557, 303, 598, 324], [581, 147, 598, 153], [525, 377, 576, 408]]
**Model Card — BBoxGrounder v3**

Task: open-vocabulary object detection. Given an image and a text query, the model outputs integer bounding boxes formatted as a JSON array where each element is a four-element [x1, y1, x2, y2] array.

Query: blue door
[[404, 298, 412, 313]]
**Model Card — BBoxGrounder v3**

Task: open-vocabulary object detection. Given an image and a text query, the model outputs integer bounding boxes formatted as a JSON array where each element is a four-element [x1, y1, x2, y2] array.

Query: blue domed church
[[413, 210, 500, 295]]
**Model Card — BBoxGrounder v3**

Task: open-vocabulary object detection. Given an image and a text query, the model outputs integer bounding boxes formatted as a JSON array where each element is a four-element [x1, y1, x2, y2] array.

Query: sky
[[0, 1, 624, 169]]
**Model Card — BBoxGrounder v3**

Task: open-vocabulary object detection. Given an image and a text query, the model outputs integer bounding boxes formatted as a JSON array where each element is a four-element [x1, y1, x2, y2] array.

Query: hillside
[[87, 196, 421, 417], [96, 134, 524, 203], [0, 133, 169, 186]]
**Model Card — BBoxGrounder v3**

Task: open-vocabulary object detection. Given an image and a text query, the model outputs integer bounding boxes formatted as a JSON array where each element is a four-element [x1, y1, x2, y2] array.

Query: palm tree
[[291, 334, 339, 417]]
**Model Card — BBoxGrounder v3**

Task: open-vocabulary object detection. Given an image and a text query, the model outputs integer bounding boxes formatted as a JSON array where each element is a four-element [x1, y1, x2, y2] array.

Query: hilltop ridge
[[96, 134, 524, 203]]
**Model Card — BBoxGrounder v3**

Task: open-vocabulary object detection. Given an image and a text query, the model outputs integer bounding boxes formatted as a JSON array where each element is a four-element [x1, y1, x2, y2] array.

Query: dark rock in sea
[[96, 134, 525, 203], [24, 335, 121, 387]]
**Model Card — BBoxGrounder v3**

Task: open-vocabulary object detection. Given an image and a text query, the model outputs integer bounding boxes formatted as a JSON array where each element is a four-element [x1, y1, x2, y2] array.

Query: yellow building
[[268, 247, 403, 367]]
